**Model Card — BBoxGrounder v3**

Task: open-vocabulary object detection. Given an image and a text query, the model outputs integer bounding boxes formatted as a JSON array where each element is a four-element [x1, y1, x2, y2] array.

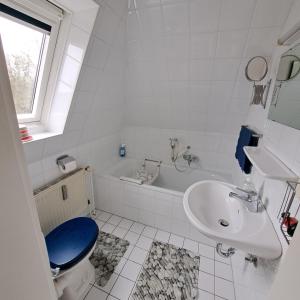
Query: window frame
[[0, 0, 63, 124]]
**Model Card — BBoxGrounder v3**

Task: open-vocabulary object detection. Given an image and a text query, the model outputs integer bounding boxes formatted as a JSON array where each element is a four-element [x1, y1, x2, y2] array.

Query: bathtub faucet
[[169, 138, 178, 162], [182, 146, 199, 166]]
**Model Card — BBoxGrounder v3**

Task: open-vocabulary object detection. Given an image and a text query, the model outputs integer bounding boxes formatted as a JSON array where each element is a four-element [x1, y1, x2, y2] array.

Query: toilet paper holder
[[56, 155, 77, 172]]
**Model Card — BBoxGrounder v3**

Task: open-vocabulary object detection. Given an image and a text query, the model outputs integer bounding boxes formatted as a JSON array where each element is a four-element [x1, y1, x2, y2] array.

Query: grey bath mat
[[131, 241, 200, 300], [90, 231, 129, 287]]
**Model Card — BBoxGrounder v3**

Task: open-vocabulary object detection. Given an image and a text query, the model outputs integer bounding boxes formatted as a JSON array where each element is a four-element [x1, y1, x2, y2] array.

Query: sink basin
[[183, 180, 282, 259]]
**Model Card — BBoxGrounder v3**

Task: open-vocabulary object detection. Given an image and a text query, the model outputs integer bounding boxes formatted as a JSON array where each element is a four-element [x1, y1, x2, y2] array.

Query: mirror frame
[[268, 42, 300, 129], [245, 56, 268, 82], [276, 54, 300, 82]]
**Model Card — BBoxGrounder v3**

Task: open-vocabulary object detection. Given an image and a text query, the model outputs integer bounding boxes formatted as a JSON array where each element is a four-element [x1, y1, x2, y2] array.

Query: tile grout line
[[92, 215, 137, 298], [98, 210, 232, 261], [214, 245, 216, 298], [96, 209, 217, 248], [230, 255, 237, 300], [128, 239, 150, 299], [94, 210, 236, 299]]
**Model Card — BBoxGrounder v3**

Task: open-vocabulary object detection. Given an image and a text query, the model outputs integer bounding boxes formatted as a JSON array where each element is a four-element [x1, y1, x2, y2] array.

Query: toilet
[[45, 217, 99, 300]]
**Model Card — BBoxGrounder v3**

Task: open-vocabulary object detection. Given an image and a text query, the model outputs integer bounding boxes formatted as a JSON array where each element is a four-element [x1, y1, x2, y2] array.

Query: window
[[0, 1, 62, 123]]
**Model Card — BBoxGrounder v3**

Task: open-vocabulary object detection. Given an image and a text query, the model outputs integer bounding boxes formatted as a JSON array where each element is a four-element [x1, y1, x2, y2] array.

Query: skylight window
[[0, 2, 61, 123]]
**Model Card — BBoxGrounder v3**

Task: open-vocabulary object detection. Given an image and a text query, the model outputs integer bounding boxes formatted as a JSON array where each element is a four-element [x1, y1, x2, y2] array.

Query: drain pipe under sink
[[216, 243, 236, 258]]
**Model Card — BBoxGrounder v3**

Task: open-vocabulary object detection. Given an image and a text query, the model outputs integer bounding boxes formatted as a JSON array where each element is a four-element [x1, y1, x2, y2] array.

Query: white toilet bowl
[[54, 245, 96, 300], [45, 217, 99, 300]]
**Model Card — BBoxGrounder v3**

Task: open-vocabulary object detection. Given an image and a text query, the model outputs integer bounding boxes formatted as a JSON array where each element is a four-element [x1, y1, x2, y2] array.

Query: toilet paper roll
[[58, 160, 77, 174]]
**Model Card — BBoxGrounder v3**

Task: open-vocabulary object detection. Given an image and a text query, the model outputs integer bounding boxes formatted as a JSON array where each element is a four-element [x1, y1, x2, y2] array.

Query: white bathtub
[[107, 158, 232, 193], [94, 158, 232, 244]]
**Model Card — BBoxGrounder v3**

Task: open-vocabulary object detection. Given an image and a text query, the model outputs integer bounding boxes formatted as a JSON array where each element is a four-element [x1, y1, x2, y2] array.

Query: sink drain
[[218, 219, 229, 227]]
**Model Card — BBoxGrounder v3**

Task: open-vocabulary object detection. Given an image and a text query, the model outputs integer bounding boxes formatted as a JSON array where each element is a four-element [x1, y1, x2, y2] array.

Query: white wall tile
[[107, 0, 128, 17], [127, 10, 142, 41], [165, 35, 189, 59], [251, 0, 294, 28], [163, 2, 189, 34], [72, 8, 98, 33], [25, 2, 126, 192], [66, 25, 90, 62], [190, 0, 221, 33], [243, 28, 280, 58], [60, 55, 81, 88], [190, 60, 213, 80], [124, 0, 289, 177], [93, 5, 120, 45], [190, 33, 217, 59], [212, 59, 240, 81], [23, 140, 45, 164], [87, 37, 110, 69], [216, 30, 248, 58], [139, 7, 163, 39], [167, 60, 189, 81], [219, 0, 256, 30], [135, 0, 160, 9], [48, 81, 74, 133]]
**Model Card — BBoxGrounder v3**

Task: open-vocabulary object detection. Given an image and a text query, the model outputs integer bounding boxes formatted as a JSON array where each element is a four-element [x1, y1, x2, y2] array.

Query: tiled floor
[[85, 210, 236, 300]]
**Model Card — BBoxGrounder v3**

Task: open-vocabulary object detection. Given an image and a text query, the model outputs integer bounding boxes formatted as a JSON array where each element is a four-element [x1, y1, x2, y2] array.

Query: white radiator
[[34, 168, 94, 235]]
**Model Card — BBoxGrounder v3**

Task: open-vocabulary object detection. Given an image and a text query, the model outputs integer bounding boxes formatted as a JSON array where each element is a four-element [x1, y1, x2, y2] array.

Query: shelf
[[244, 146, 299, 181]]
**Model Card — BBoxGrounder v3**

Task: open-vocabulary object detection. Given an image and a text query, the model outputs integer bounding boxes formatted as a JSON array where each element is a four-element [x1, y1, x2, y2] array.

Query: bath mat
[[131, 241, 200, 300], [90, 231, 129, 287]]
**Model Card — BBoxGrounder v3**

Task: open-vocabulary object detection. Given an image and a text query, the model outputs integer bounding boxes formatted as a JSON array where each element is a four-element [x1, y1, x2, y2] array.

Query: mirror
[[276, 54, 300, 81], [245, 56, 270, 107], [245, 56, 268, 82], [268, 43, 300, 130]]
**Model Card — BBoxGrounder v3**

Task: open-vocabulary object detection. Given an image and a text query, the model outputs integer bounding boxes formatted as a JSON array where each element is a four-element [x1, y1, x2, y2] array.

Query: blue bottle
[[119, 144, 126, 157]]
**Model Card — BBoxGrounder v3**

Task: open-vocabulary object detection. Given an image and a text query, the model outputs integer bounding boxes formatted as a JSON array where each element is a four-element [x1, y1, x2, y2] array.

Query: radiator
[[34, 168, 94, 235]]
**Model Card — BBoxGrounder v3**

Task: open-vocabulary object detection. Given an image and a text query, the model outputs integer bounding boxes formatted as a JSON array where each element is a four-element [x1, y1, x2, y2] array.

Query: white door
[[0, 37, 56, 300]]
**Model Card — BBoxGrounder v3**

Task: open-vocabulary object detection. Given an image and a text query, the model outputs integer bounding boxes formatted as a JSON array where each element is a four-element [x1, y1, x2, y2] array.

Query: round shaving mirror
[[245, 56, 268, 82]]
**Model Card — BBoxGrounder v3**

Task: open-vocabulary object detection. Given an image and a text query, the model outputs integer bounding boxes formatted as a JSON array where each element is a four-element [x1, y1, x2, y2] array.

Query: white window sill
[[20, 122, 62, 144], [25, 132, 60, 143]]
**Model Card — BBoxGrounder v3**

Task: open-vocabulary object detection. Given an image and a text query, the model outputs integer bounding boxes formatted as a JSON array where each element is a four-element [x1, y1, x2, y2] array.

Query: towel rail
[[144, 158, 162, 165], [245, 125, 263, 138]]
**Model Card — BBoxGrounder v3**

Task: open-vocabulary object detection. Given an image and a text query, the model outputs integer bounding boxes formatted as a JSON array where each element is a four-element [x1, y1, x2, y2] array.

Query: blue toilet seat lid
[[45, 217, 99, 270]]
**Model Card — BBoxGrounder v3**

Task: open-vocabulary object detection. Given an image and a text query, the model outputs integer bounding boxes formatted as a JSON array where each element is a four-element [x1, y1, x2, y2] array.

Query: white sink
[[183, 180, 282, 259]]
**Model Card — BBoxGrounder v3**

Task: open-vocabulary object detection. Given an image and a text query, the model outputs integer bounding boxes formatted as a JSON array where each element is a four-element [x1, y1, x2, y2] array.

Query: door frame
[[0, 36, 56, 299]]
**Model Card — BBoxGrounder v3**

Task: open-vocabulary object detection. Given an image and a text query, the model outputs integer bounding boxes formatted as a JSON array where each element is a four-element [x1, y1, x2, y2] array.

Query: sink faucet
[[229, 187, 262, 213]]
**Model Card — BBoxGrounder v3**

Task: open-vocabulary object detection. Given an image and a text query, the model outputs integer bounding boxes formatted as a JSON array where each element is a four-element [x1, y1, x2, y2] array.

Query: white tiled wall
[[20, 1, 300, 299], [26, 133, 122, 189], [122, 126, 237, 172], [124, 0, 294, 175], [44, 0, 98, 134], [23, 0, 127, 186], [243, 0, 300, 254]]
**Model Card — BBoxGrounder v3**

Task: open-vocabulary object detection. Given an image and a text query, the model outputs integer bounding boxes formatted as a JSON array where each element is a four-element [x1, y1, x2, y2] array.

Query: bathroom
[[1, 0, 300, 299]]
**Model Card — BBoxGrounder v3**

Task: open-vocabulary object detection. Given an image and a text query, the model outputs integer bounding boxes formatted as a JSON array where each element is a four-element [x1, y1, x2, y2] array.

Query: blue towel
[[235, 126, 259, 174]]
